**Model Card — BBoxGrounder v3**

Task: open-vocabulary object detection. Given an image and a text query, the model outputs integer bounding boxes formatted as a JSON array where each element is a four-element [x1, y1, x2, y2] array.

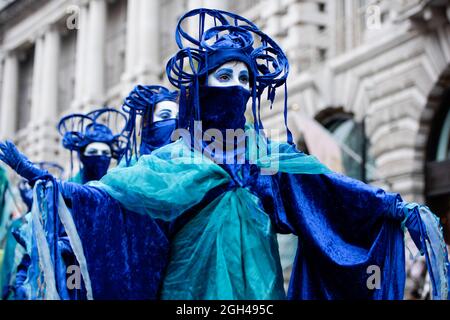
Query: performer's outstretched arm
[[275, 171, 447, 300]]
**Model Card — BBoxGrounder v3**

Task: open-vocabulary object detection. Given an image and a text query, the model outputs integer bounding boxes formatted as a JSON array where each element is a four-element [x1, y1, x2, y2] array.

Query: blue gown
[[26, 135, 447, 300], [86, 137, 446, 300]]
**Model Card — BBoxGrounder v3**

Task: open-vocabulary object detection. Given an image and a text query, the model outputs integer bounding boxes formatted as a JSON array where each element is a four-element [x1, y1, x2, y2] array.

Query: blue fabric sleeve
[[56, 180, 171, 300], [276, 172, 406, 300]]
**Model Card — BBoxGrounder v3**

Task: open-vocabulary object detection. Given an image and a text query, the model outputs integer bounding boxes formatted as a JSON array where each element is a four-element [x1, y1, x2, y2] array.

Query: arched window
[[314, 108, 374, 181], [436, 107, 450, 161], [426, 86, 450, 243]]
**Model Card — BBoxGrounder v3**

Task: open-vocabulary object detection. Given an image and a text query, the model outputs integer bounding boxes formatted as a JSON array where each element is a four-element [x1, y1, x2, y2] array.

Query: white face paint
[[153, 100, 179, 123], [83, 142, 112, 157], [207, 61, 250, 91]]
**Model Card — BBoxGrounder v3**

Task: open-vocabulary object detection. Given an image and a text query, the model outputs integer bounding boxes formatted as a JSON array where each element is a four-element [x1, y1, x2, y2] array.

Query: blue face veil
[[123, 85, 179, 160], [57, 109, 128, 184]]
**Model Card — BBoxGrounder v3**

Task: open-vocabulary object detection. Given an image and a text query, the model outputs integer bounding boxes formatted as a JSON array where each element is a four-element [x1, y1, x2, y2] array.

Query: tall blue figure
[[102, 9, 449, 300], [10, 109, 129, 300], [0, 9, 448, 300], [0, 93, 179, 300]]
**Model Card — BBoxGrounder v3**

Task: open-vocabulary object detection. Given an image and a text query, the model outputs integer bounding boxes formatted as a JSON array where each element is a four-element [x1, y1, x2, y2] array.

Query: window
[[435, 105, 450, 161], [105, 0, 127, 90], [425, 86, 450, 244], [317, 109, 374, 181], [16, 46, 34, 131], [318, 48, 327, 61], [318, 2, 326, 13]]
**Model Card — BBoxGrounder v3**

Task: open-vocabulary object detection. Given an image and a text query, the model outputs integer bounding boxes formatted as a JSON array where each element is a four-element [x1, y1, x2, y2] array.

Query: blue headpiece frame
[[166, 8, 292, 144], [57, 108, 129, 160]]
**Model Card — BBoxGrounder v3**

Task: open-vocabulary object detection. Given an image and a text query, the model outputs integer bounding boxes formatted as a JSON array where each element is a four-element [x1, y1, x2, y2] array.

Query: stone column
[[85, 0, 107, 107], [124, 0, 140, 83], [73, 1, 89, 110], [137, 0, 160, 83], [40, 27, 60, 124], [344, 0, 356, 50], [31, 34, 44, 122], [0, 53, 19, 139], [30, 27, 61, 160]]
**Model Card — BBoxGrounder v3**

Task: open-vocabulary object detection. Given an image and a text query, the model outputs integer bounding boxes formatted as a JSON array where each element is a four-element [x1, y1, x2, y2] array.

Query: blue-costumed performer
[[99, 9, 449, 300], [2, 108, 129, 300], [0, 93, 179, 300], [9, 162, 64, 300], [0, 8, 448, 300]]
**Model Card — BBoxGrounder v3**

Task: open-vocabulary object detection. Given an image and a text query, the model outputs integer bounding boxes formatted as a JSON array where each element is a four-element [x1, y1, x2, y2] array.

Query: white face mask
[[207, 61, 250, 91], [83, 142, 112, 157], [153, 100, 179, 123]]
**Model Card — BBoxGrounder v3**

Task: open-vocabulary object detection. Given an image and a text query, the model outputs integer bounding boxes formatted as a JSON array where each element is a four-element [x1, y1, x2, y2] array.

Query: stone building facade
[[0, 0, 450, 298]]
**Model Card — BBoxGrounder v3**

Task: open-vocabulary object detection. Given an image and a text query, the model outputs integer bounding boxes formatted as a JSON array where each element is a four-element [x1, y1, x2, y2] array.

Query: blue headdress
[[122, 85, 179, 162], [57, 108, 129, 173], [166, 8, 292, 143]]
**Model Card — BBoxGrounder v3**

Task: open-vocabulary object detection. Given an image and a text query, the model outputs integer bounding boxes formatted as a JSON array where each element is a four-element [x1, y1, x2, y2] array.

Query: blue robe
[[28, 138, 447, 300], [87, 139, 443, 300]]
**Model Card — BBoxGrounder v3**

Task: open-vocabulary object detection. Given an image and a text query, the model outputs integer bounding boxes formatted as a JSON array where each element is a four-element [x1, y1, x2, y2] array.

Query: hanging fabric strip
[[30, 181, 60, 300], [56, 191, 93, 300], [401, 202, 449, 300]]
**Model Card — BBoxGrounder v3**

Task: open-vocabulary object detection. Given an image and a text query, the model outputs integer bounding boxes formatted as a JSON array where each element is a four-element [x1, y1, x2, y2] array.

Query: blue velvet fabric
[[140, 119, 178, 156], [59, 182, 170, 300], [18, 186, 33, 212], [274, 172, 405, 299], [198, 86, 250, 133], [88, 135, 414, 300], [195, 163, 406, 299], [78, 154, 112, 184]]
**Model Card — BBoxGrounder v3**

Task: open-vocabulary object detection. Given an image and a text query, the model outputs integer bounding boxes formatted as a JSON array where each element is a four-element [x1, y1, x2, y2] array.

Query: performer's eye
[[214, 68, 233, 83], [86, 149, 98, 156], [157, 110, 172, 120], [239, 75, 249, 84], [102, 150, 111, 157]]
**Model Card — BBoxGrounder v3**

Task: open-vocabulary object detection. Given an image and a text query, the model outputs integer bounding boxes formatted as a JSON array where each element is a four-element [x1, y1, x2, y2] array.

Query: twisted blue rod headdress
[[166, 8, 292, 144], [57, 108, 129, 160], [122, 85, 179, 163]]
